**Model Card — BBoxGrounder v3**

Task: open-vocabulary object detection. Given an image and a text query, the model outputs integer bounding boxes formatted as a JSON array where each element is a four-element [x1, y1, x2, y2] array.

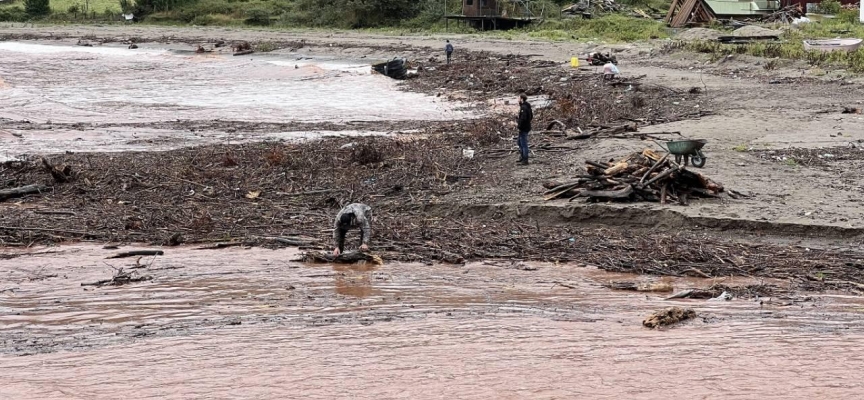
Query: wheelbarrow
[[657, 139, 707, 168]]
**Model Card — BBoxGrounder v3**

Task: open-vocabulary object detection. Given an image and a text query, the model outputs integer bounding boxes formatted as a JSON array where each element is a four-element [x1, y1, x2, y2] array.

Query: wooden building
[[445, 0, 537, 31]]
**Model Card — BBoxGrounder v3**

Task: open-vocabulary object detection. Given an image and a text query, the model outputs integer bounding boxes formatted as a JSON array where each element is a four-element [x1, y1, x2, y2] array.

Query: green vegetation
[[667, 11, 864, 73], [816, 0, 841, 15], [24, 0, 50, 17], [505, 14, 668, 42], [0, 0, 668, 43], [784, 158, 799, 167], [732, 144, 749, 152]]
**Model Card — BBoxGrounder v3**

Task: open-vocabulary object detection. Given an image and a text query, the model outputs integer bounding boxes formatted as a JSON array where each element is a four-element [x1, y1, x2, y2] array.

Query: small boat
[[803, 38, 863, 52]]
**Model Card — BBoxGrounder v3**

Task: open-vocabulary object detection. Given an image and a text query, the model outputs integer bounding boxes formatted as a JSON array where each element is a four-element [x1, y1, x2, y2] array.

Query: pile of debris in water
[[372, 58, 410, 80], [543, 149, 726, 205]]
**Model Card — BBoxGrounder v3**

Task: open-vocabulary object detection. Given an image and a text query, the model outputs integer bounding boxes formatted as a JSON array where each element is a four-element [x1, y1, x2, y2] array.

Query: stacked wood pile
[[543, 149, 724, 205], [665, 0, 716, 28], [761, 5, 804, 23]]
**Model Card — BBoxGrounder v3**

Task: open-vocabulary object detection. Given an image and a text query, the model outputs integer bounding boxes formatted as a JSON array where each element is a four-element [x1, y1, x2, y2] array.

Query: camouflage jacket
[[333, 203, 371, 244]]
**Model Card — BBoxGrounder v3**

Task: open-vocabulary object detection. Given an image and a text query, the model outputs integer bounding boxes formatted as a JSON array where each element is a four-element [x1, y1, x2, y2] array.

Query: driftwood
[[233, 50, 254, 56], [604, 281, 674, 292], [0, 184, 49, 202], [545, 148, 725, 204], [256, 236, 318, 246], [195, 242, 246, 250], [643, 307, 696, 328], [81, 268, 152, 287], [302, 251, 384, 265], [107, 250, 164, 259], [41, 158, 72, 183]]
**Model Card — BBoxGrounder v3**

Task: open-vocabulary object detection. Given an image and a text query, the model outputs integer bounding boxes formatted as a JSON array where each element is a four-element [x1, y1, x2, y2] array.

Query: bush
[[817, 0, 841, 14], [244, 8, 270, 25], [24, 0, 50, 17], [0, 6, 28, 21], [67, 4, 80, 14], [118, 0, 133, 14]]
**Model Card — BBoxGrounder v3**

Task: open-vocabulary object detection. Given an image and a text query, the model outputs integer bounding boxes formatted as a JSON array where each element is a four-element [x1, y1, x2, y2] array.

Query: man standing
[[445, 40, 454, 65], [517, 93, 533, 165], [333, 203, 372, 256]]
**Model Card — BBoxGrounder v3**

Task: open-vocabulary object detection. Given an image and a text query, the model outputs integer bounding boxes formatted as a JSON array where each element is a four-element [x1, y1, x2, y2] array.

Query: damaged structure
[[666, 0, 855, 27], [445, 0, 539, 30]]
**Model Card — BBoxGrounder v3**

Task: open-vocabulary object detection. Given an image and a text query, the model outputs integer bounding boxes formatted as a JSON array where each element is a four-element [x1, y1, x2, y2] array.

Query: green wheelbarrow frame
[[656, 139, 708, 168]]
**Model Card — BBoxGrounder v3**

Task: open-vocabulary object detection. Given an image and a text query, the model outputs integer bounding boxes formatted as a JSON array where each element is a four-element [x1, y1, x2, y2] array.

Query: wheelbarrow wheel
[[691, 151, 706, 168]]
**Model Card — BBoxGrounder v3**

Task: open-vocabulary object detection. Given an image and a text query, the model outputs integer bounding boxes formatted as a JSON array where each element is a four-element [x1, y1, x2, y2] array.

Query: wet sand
[[3, 245, 864, 398]]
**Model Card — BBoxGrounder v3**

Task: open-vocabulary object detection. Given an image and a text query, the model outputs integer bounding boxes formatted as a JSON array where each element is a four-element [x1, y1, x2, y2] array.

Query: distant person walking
[[445, 40, 454, 64], [516, 93, 533, 165]]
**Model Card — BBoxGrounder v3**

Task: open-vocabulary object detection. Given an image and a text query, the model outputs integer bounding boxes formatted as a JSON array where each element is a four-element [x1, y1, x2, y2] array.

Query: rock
[[643, 307, 696, 329]]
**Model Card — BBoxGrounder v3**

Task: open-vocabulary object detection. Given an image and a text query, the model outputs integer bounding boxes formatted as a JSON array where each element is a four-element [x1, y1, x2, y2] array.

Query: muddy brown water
[[2, 245, 864, 399]]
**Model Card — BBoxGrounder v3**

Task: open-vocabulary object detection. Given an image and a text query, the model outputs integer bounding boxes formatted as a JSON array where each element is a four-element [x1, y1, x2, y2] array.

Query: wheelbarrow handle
[[652, 139, 670, 153]]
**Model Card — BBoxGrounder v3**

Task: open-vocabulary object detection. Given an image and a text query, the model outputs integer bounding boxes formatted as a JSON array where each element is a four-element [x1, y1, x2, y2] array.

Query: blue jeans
[[517, 130, 529, 161]]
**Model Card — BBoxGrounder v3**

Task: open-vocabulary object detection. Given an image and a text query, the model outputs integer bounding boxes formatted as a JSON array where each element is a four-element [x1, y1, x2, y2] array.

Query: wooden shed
[[445, 0, 537, 30]]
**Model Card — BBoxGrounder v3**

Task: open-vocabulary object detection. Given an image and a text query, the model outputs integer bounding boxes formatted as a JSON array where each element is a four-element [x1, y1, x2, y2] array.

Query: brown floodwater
[[2, 244, 864, 399]]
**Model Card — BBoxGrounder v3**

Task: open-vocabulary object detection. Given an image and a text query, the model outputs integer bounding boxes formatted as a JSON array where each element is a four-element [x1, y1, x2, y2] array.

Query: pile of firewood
[[543, 149, 724, 205]]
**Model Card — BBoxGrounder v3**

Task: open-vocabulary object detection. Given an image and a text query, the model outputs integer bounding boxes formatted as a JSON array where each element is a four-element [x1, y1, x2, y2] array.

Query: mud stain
[[2, 245, 864, 398]]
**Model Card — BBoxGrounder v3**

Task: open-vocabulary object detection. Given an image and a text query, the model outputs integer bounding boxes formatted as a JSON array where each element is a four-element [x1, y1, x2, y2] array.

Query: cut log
[[639, 153, 669, 185], [0, 184, 49, 202], [586, 160, 610, 170], [604, 161, 629, 176], [581, 185, 634, 200], [641, 167, 677, 188]]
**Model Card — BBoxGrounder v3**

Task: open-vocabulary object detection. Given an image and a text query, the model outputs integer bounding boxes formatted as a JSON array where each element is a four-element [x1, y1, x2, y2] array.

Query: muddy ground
[[4, 25, 864, 398]]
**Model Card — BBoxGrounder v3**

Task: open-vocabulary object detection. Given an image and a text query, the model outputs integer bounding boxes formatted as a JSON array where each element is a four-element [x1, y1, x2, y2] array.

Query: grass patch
[[0, 0, 119, 15], [495, 15, 668, 42], [733, 144, 749, 152], [783, 158, 799, 167]]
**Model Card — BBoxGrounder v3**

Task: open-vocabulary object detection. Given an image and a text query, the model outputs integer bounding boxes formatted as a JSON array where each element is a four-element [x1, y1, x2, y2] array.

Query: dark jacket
[[518, 101, 533, 132], [445, 43, 454, 53]]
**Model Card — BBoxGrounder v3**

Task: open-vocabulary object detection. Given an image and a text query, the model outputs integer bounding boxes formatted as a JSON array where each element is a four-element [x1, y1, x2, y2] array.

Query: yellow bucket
[[570, 57, 580, 68]]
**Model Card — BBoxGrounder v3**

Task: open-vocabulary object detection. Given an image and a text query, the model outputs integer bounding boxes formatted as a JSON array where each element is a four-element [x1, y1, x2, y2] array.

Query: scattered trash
[[462, 148, 475, 159], [587, 52, 617, 66], [761, 4, 805, 24], [643, 307, 696, 328], [708, 291, 733, 301]]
